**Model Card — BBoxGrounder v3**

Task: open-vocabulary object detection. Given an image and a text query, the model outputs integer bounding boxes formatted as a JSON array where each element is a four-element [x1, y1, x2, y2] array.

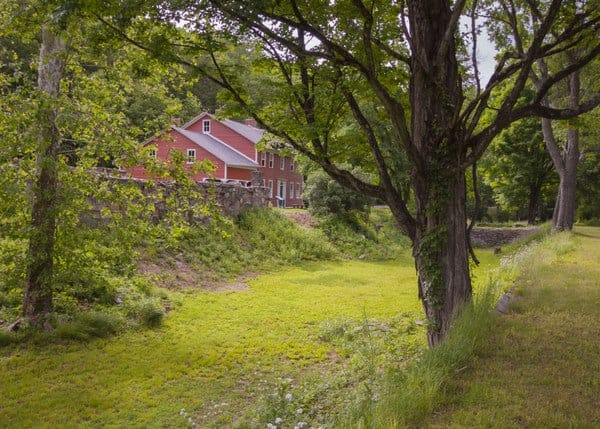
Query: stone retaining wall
[[87, 171, 269, 223]]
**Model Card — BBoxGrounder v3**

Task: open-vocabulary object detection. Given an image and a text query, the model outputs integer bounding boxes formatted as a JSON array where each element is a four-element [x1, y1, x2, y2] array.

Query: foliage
[[304, 169, 375, 218], [577, 152, 600, 220], [316, 207, 411, 260], [481, 115, 556, 223]]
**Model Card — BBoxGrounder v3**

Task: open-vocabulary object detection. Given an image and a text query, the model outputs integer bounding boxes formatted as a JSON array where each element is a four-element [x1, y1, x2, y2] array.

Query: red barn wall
[[125, 130, 228, 181], [258, 151, 304, 208], [187, 115, 257, 161]]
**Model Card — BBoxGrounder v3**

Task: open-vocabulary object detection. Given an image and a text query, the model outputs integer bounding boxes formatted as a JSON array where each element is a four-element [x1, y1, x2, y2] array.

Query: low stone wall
[[87, 172, 269, 223], [201, 181, 270, 216]]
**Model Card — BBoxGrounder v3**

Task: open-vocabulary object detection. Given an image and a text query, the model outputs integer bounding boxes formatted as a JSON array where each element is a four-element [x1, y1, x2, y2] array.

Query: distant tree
[[305, 169, 374, 219], [482, 116, 556, 224], [576, 107, 600, 220], [485, 2, 600, 230]]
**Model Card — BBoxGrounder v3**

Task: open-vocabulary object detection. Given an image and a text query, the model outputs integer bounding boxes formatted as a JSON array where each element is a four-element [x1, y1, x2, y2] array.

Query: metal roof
[[222, 119, 265, 143], [174, 127, 258, 169]]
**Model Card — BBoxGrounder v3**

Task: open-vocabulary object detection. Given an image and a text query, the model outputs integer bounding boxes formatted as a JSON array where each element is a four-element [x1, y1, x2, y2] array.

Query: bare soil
[[138, 258, 250, 292]]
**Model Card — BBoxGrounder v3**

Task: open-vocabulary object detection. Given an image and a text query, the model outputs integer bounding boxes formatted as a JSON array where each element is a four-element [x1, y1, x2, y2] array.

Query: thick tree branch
[[436, 0, 466, 66], [342, 85, 416, 239]]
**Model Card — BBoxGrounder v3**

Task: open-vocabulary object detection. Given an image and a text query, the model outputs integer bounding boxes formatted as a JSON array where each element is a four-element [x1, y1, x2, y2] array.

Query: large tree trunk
[[413, 173, 471, 347], [23, 28, 66, 330], [409, 0, 471, 347], [539, 64, 580, 231]]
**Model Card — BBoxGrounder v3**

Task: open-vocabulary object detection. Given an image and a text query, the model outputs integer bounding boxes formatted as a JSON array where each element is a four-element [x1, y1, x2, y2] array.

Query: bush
[[316, 208, 410, 260], [55, 311, 123, 341], [0, 330, 17, 347], [138, 301, 164, 328], [304, 169, 375, 218]]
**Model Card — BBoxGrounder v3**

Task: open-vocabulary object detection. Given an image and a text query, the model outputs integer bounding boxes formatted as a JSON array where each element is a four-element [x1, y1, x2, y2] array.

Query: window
[[202, 119, 211, 134], [187, 149, 196, 164], [268, 152, 274, 168], [290, 160, 295, 171], [149, 148, 157, 158], [290, 182, 294, 199], [268, 180, 274, 197], [260, 151, 266, 167], [296, 182, 302, 199], [280, 156, 285, 170]]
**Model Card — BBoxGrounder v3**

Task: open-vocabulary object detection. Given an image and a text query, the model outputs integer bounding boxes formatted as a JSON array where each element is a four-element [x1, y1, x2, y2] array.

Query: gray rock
[[494, 292, 513, 314]]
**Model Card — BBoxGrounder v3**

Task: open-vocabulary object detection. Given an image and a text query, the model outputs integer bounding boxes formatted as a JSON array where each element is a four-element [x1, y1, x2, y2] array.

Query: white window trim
[[202, 119, 211, 134], [290, 160, 295, 171], [280, 156, 285, 170], [290, 182, 294, 199], [296, 182, 301, 199], [149, 148, 157, 158], [268, 152, 274, 168], [260, 151, 266, 167], [268, 180, 274, 198], [187, 149, 196, 164]]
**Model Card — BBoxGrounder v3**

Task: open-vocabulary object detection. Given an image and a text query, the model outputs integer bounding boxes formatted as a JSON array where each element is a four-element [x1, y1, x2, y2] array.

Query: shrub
[[138, 301, 164, 328], [304, 169, 375, 218], [0, 330, 17, 347], [55, 311, 123, 341]]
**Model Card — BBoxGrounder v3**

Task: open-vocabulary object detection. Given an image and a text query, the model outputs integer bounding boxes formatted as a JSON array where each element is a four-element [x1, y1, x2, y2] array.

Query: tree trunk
[[539, 64, 580, 231], [527, 184, 540, 225], [22, 27, 66, 330], [413, 173, 471, 347], [553, 125, 579, 230], [408, 0, 471, 347]]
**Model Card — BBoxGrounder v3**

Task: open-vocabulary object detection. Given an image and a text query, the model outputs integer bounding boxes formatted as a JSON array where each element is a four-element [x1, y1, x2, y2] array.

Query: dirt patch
[[470, 227, 539, 247], [138, 258, 250, 292], [282, 210, 318, 228]]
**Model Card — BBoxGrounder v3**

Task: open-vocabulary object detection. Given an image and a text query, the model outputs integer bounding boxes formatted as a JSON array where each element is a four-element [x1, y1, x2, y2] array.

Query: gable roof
[[221, 119, 265, 144], [174, 127, 258, 169], [182, 112, 265, 144], [180, 111, 212, 130]]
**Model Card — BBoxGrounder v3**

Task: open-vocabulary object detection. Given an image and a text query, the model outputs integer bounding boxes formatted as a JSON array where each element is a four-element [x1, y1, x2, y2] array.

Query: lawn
[[0, 244, 501, 428], [426, 226, 600, 428]]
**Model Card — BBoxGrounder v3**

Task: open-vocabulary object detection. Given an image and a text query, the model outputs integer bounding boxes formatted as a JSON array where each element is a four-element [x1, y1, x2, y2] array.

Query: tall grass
[[351, 227, 555, 428]]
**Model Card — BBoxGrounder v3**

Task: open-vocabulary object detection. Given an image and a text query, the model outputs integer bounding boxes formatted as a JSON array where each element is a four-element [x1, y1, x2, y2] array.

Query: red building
[[126, 112, 304, 208]]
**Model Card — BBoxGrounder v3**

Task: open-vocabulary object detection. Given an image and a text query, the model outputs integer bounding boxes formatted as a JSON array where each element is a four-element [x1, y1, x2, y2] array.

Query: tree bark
[[23, 27, 66, 330], [527, 184, 540, 225], [409, 0, 471, 347], [414, 172, 471, 347], [539, 64, 581, 231]]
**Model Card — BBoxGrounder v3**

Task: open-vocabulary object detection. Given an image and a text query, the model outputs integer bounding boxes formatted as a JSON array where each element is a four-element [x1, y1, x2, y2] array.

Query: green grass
[[425, 226, 600, 428], [0, 244, 502, 428], [0, 258, 415, 427]]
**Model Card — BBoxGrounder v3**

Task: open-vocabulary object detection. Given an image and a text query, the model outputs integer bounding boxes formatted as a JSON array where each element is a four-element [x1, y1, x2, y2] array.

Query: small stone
[[494, 292, 513, 314]]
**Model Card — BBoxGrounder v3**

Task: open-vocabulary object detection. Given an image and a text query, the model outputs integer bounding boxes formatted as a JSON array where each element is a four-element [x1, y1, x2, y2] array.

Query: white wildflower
[[296, 408, 303, 414], [275, 417, 283, 424], [285, 393, 293, 401]]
